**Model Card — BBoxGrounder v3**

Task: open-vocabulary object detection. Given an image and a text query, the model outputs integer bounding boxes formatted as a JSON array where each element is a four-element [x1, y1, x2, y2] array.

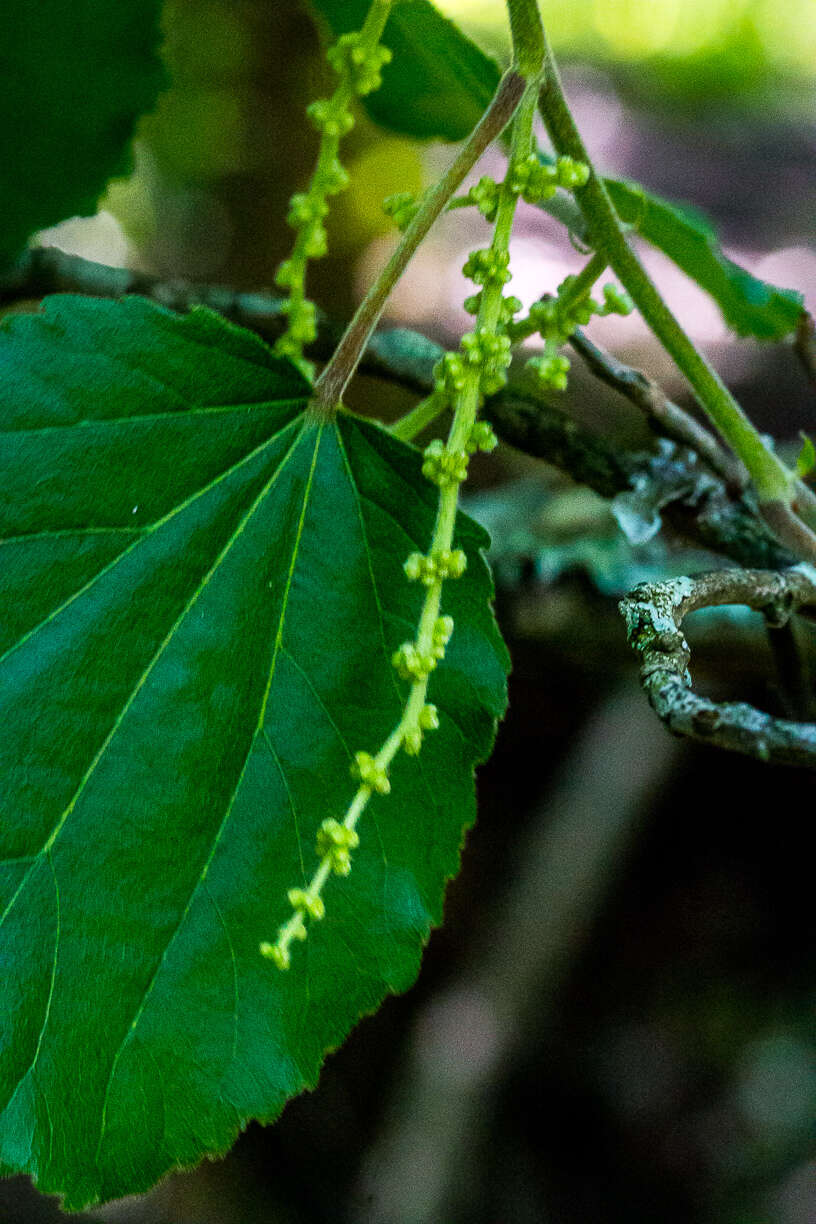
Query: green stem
[[505, 0, 545, 77], [536, 26, 792, 505], [312, 68, 526, 416], [390, 391, 448, 442]]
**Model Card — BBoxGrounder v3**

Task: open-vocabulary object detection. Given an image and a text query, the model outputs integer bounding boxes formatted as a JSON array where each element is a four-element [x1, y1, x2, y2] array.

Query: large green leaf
[[310, 0, 501, 141], [606, 178, 803, 340], [0, 296, 508, 1207], [0, 1, 165, 269]]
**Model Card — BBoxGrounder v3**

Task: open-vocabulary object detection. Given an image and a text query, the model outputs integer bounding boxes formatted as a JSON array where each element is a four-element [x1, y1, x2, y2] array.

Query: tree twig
[[620, 566, 816, 767], [569, 328, 747, 489]]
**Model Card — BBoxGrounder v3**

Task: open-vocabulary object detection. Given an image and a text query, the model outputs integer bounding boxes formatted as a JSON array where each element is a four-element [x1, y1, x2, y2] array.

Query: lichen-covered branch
[[620, 566, 816, 767]]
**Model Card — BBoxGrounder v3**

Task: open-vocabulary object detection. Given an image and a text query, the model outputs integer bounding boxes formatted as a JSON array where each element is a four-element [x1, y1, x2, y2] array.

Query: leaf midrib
[[0, 417, 308, 938], [94, 422, 324, 1163]]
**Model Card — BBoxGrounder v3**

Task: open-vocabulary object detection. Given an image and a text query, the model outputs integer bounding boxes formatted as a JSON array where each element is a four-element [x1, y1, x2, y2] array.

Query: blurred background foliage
[[5, 1, 814, 1221]]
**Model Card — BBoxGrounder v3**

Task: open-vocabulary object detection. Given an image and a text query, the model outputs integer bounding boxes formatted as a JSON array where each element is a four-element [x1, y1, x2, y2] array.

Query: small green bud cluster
[[351, 750, 391, 794], [460, 329, 512, 394], [528, 352, 571, 391], [507, 154, 590, 202], [466, 176, 502, 223], [402, 702, 440, 756], [520, 273, 634, 391], [422, 420, 496, 465], [316, 818, 360, 876], [273, 17, 389, 368], [599, 284, 634, 316], [260, 936, 300, 970], [464, 293, 521, 325], [287, 887, 325, 921], [430, 338, 512, 410], [383, 191, 420, 232], [404, 548, 467, 584], [275, 299, 318, 357], [391, 611, 456, 683], [462, 247, 512, 287], [306, 97, 355, 139], [466, 420, 498, 454], [327, 32, 393, 97], [422, 438, 469, 486], [391, 641, 437, 681]]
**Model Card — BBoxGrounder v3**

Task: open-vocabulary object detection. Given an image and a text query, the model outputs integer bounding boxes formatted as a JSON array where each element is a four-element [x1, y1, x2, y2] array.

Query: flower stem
[[312, 68, 527, 418], [535, 25, 792, 506], [505, 0, 545, 76], [266, 81, 541, 971]]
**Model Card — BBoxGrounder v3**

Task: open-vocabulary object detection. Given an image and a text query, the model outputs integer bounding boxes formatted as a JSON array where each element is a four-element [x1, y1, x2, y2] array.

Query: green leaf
[[795, 432, 816, 479], [0, 296, 508, 1207], [311, 0, 501, 141], [605, 178, 804, 341], [0, 1, 165, 269]]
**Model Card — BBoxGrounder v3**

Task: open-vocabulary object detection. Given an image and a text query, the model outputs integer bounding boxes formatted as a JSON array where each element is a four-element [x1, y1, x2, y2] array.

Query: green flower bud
[[392, 642, 437, 681], [528, 352, 571, 391], [287, 888, 326, 921], [328, 33, 392, 95], [315, 819, 359, 875], [274, 259, 297, 290], [419, 703, 440, 731], [322, 158, 350, 196], [463, 247, 511, 287], [287, 193, 329, 230], [307, 99, 355, 138], [432, 615, 454, 656], [598, 283, 634, 316], [421, 439, 469, 488], [402, 727, 423, 756], [351, 750, 390, 794], [500, 295, 522, 324], [466, 176, 501, 222], [260, 940, 290, 970], [302, 222, 328, 259], [555, 156, 590, 190], [466, 420, 498, 454], [383, 191, 419, 232]]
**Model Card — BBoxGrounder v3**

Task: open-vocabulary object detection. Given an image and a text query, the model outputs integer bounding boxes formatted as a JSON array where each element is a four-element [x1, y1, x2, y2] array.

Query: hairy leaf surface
[[0, 1, 164, 269], [605, 179, 803, 340], [0, 297, 508, 1207], [311, 0, 501, 141]]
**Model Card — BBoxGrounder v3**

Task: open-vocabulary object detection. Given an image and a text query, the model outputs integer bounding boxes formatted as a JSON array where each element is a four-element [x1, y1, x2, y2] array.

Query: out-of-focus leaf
[[606, 178, 803, 340], [795, 433, 816, 479], [310, 0, 501, 141], [0, 1, 165, 270]]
